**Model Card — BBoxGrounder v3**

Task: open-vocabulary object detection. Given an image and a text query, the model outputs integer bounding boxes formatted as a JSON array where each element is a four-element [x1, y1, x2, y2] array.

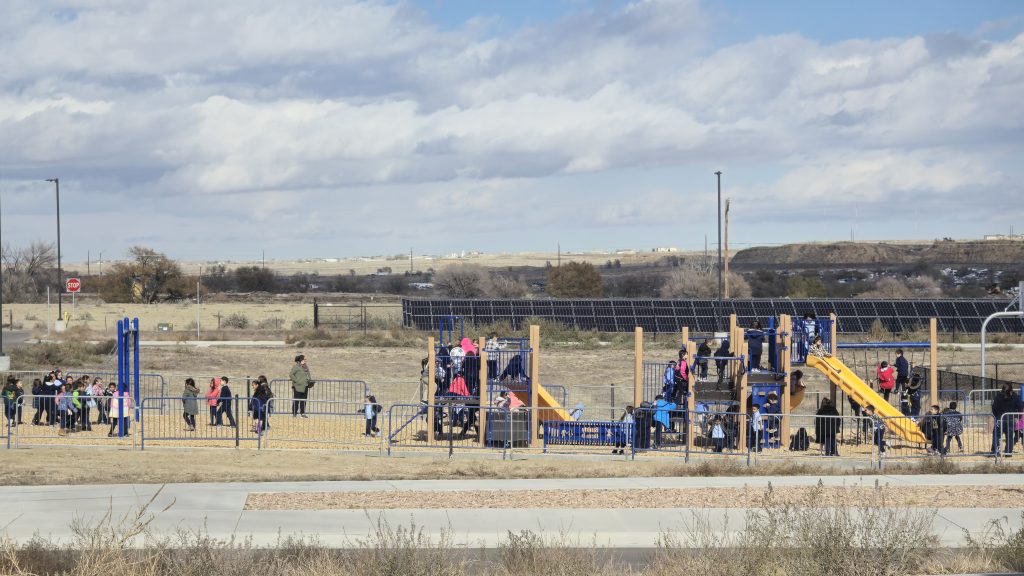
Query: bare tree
[[491, 275, 529, 298], [858, 275, 944, 299], [97, 246, 184, 303], [1, 241, 57, 301], [434, 264, 491, 297], [661, 269, 751, 298]]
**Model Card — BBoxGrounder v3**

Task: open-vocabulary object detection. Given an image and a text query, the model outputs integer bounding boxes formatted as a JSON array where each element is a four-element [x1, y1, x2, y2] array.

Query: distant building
[[653, 247, 680, 253], [614, 249, 637, 256], [984, 235, 1023, 241]]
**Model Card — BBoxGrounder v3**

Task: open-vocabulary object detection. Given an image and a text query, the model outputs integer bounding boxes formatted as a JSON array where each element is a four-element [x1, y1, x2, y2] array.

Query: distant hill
[[731, 240, 1024, 268]]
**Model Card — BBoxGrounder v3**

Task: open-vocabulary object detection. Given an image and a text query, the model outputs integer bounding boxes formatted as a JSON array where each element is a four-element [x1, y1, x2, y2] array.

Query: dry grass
[[2, 448, 1024, 487], [2, 484, 1023, 575]]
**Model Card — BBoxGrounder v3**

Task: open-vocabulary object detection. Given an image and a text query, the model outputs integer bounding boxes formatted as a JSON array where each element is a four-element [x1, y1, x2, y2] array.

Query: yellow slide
[[507, 383, 573, 420], [805, 355, 927, 444]]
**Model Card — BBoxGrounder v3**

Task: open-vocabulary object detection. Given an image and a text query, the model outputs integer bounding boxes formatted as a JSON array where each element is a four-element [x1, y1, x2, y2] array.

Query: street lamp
[[44, 178, 62, 319], [715, 171, 722, 302]]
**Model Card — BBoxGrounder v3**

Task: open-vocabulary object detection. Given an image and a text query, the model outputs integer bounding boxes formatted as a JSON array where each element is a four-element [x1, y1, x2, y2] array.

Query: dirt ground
[[246, 484, 1023, 510], [3, 447, 1022, 487]]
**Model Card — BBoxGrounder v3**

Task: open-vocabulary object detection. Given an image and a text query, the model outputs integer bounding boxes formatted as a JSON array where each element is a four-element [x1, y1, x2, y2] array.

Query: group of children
[[2, 370, 133, 437]]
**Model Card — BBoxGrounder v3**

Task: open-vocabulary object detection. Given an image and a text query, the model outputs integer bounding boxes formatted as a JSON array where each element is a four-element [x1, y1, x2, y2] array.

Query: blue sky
[[0, 0, 1022, 262]]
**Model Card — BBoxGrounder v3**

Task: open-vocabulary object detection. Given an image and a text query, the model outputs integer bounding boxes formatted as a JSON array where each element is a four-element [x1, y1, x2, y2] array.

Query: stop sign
[[66, 278, 81, 293]]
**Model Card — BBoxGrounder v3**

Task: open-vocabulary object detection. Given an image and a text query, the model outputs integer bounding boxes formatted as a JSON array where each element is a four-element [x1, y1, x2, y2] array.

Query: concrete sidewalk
[[1, 475, 1020, 548]]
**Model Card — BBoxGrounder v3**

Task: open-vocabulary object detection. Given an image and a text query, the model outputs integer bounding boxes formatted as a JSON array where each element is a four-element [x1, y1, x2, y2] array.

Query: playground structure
[[633, 313, 941, 451], [424, 322, 574, 449], [115, 317, 141, 437]]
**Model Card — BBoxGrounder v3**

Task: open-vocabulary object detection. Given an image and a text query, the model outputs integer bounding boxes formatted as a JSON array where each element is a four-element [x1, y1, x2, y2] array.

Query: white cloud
[[0, 0, 1021, 258]]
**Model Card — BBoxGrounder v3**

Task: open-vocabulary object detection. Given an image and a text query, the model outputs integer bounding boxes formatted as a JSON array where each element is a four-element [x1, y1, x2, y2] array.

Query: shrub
[[291, 318, 312, 330], [222, 312, 250, 329], [434, 265, 491, 297]]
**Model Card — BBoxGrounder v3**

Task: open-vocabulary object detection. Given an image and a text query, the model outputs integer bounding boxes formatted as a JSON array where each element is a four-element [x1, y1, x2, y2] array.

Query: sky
[[1, 0, 1022, 263]]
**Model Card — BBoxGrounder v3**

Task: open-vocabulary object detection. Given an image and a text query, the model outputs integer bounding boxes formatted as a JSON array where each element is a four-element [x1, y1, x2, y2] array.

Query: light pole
[[45, 178, 62, 319], [0, 185, 4, 356], [715, 171, 722, 302]]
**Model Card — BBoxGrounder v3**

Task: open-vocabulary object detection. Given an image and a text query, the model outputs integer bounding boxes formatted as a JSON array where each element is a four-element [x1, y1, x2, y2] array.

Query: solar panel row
[[402, 299, 1022, 334]]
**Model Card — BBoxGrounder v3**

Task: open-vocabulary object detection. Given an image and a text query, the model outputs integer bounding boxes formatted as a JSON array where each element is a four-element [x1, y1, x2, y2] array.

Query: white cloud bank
[[0, 0, 1021, 258]]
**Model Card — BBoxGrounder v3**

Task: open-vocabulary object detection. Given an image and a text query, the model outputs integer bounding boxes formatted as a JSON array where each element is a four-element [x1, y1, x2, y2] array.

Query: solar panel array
[[402, 298, 1023, 334]]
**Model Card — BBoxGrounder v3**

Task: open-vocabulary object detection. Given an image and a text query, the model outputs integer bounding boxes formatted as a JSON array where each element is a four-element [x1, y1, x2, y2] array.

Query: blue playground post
[[116, 317, 141, 437]]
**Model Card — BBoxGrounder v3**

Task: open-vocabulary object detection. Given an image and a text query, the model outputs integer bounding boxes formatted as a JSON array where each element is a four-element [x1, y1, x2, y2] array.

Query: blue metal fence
[[140, 396, 262, 449], [268, 379, 368, 414]]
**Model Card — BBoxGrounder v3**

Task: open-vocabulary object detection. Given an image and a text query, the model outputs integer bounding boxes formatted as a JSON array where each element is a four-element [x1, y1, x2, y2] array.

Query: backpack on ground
[[789, 427, 810, 451]]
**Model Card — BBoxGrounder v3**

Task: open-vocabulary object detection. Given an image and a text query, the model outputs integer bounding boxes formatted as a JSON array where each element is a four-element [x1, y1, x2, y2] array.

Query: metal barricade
[[542, 419, 631, 455], [630, 406, 689, 458], [268, 379, 369, 414], [755, 413, 875, 467], [66, 371, 167, 413], [683, 408, 747, 460], [140, 396, 261, 450], [967, 389, 1002, 413], [878, 412, 994, 464], [997, 412, 1024, 461], [10, 394, 136, 448], [263, 399, 381, 451], [386, 400, 495, 456]]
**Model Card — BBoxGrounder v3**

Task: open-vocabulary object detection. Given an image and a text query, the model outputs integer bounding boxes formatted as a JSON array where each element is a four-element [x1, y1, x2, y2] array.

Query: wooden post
[[529, 325, 541, 448], [829, 313, 838, 405], [929, 318, 939, 406], [779, 314, 791, 443], [685, 338, 697, 453], [634, 327, 644, 408], [737, 339, 750, 452], [478, 336, 488, 448], [729, 314, 739, 389], [681, 326, 689, 350], [427, 337, 436, 444]]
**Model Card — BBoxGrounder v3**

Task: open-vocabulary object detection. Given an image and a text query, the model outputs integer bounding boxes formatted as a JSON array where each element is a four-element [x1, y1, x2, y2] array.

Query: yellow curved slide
[[508, 386, 573, 421], [805, 355, 927, 444]]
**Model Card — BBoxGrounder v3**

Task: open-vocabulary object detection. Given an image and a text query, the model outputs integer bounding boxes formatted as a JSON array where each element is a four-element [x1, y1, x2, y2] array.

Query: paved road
[[0, 475, 1020, 548]]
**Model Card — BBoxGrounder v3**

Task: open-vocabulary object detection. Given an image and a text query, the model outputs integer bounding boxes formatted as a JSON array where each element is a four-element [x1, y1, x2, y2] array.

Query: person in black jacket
[[714, 339, 731, 388], [815, 398, 841, 456], [894, 349, 910, 391], [919, 404, 947, 455], [217, 376, 237, 427], [696, 339, 712, 382], [992, 383, 1023, 456]]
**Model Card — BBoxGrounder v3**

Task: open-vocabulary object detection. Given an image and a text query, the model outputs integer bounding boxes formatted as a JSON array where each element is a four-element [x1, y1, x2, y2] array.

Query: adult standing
[[182, 378, 200, 432], [289, 354, 313, 418], [992, 383, 1023, 456], [814, 398, 841, 456]]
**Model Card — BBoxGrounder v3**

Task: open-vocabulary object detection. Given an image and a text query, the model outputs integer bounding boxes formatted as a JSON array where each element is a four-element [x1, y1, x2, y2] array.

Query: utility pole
[[410, 247, 414, 273], [724, 198, 731, 299], [196, 266, 201, 341], [99, 251, 103, 276], [261, 249, 265, 270], [715, 171, 722, 302], [87, 250, 90, 276], [557, 242, 561, 267]]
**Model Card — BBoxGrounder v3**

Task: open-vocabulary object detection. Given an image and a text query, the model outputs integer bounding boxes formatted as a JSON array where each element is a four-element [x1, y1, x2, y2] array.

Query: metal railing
[[140, 396, 262, 450], [268, 379, 369, 414], [263, 398, 382, 450], [386, 401, 506, 457], [997, 412, 1023, 461], [8, 395, 137, 448], [66, 371, 167, 413], [875, 412, 994, 466]]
